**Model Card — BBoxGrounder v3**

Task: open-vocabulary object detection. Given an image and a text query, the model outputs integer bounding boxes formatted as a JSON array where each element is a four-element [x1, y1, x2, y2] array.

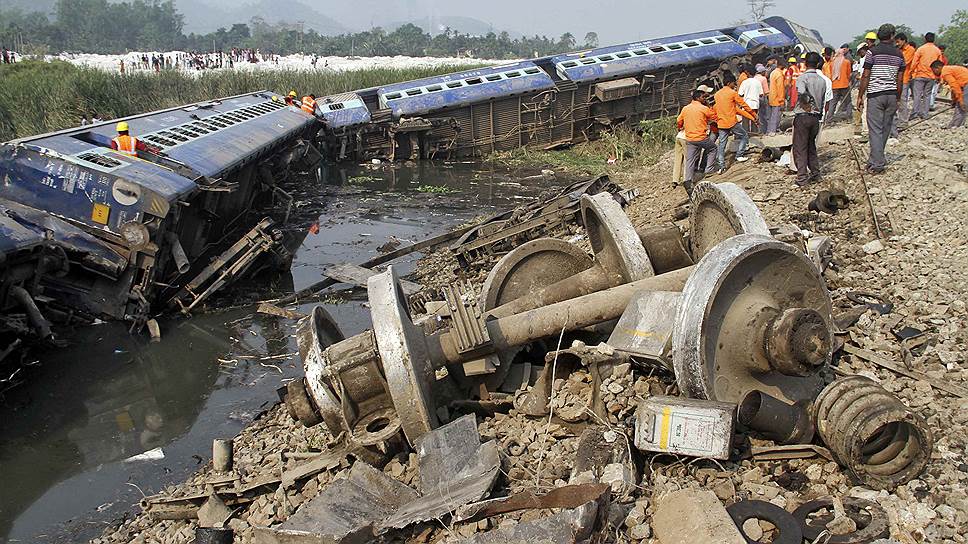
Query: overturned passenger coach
[[313, 16, 823, 162], [0, 91, 320, 347]]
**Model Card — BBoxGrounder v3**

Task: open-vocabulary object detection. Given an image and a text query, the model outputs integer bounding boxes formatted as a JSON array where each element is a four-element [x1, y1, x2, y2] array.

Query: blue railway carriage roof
[[551, 30, 747, 84], [377, 62, 555, 118], [730, 22, 797, 50], [0, 91, 317, 235], [316, 92, 371, 129]]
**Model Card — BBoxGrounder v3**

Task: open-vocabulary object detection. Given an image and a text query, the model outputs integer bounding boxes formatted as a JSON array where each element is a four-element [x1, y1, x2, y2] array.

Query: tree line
[[0, 0, 599, 58]]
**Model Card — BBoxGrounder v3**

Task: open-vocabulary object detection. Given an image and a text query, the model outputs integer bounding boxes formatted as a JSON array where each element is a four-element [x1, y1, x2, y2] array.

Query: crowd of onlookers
[[116, 49, 284, 73], [2, 47, 19, 64]]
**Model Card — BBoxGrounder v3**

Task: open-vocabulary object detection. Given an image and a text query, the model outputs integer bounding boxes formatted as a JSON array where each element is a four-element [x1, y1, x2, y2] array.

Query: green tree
[[939, 10, 968, 65], [583, 31, 599, 48], [559, 32, 576, 51]]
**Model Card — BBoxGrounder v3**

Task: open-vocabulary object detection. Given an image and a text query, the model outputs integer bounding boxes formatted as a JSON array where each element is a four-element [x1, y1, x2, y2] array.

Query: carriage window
[[447, 81, 464, 87], [632, 49, 649, 55], [426, 85, 442, 92], [580, 58, 596, 64], [385, 92, 403, 100], [616, 52, 632, 58], [650, 46, 666, 52], [465, 77, 483, 85], [717, 36, 731, 42], [406, 89, 423, 96], [700, 39, 715, 44], [598, 55, 614, 61], [505, 71, 521, 78], [562, 61, 578, 67], [524, 68, 540, 74], [668, 44, 683, 50], [684, 41, 698, 47], [328, 103, 345, 111], [486, 75, 502, 81]]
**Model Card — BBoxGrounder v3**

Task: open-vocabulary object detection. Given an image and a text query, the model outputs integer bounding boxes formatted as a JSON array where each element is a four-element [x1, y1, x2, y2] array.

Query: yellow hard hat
[[116, 121, 129, 132], [865, 32, 876, 40], [801, 52, 807, 59], [288, 91, 297, 97], [788, 57, 797, 63]]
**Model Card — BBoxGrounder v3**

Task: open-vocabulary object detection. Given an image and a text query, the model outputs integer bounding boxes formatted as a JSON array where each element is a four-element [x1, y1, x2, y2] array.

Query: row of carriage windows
[[383, 67, 544, 101], [559, 35, 736, 69]]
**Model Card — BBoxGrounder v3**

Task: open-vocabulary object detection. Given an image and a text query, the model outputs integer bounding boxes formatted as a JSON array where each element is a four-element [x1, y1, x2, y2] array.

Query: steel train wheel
[[481, 238, 594, 309], [369, 265, 438, 443], [581, 192, 655, 281], [672, 234, 832, 404], [689, 182, 770, 261]]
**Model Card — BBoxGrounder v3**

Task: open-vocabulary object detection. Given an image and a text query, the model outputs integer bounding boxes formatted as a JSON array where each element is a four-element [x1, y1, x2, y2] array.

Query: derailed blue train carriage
[[0, 91, 320, 338], [313, 16, 823, 162]]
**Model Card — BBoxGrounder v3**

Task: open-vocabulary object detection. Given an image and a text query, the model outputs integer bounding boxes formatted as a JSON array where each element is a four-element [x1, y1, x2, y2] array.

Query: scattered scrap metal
[[142, 179, 935, 543]]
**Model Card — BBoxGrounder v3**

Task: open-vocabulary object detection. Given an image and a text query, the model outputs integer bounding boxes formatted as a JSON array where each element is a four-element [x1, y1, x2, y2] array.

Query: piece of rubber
[[726, 500, 803, 544]]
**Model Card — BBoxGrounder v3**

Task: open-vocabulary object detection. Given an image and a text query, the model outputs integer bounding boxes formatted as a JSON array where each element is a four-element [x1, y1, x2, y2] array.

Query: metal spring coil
[[813, 375, 933, 490]]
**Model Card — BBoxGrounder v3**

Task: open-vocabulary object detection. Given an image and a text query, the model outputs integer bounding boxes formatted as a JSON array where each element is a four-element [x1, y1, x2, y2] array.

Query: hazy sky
[[369, 0, 963, 46]]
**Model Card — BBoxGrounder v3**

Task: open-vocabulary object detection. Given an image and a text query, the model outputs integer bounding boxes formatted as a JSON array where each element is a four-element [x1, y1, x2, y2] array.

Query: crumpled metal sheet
[[254, 462, 419, 544], [255, 415, 503, 543], [0, 197, 127, 276], [381, 414, 502, 530]]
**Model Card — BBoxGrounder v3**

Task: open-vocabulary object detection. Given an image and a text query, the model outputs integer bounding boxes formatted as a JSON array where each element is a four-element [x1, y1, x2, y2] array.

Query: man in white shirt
[[738, 65, 764, 133]]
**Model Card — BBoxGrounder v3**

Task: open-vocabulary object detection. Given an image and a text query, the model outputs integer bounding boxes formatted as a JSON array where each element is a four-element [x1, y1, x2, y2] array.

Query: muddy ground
[[92, 110, 968, 544]]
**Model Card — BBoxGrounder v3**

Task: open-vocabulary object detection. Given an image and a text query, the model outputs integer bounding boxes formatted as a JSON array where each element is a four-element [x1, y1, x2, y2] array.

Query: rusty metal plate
[[581, 192, 654, 281], [368, 266, 438, 443], [689, 182, 770, 260], [672, 234, 831, 405]]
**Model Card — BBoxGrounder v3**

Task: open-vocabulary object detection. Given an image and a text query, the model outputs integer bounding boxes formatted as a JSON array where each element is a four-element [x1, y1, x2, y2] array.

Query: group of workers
[[283, 91, 319, 115], [677, 23, 968, 191]]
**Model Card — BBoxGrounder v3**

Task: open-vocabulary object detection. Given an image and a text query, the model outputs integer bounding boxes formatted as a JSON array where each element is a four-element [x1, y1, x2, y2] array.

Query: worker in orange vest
[[110, 122, 149, 157], [895, 33, 916, 125], [786, 56, 801, 109], [301, 94, 317, 114], [932, 60, 968, 128], [910, 32, 943, 119]]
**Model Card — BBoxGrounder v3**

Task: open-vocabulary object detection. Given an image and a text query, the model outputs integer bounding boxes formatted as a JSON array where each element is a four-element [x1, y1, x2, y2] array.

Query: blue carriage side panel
[[316, 93, 371, 129], [730, 23, 797, 50], [377, 62, 556, 118], [551, 31, 748, 83]]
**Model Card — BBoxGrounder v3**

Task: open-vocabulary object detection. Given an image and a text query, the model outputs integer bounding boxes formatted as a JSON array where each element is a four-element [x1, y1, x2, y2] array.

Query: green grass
[[487, 118, 678, 175], [0, 60, 485, 141], [414, 184, 457, 194]]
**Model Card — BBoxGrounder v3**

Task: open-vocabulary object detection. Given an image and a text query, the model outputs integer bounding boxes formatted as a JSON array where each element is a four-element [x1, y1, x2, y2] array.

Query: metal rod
[[431, 266, 695, 366], [846, 139, 884, 239]]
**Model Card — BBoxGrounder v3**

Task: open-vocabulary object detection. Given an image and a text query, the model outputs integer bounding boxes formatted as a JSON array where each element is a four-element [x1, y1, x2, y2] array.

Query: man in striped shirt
[[857, 24, 904, 174]]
